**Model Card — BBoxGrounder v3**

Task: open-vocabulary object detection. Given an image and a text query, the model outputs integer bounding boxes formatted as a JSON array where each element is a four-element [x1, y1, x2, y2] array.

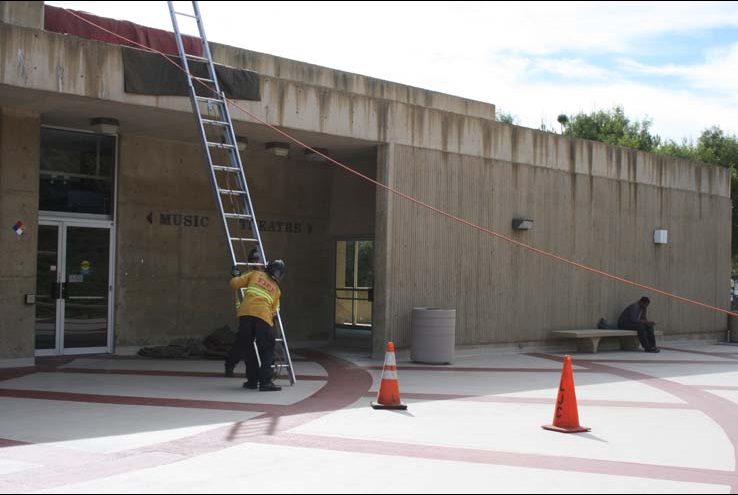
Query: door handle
[[52, 282, 67, 300]]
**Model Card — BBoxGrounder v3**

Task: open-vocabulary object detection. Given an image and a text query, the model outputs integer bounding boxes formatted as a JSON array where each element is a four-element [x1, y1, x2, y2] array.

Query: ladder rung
[[202, 119, 229, 126], [212, 165, 240, 172], [230, 237, 258, 242], [193, 77, 215, 84], [219, 188, 246, 196], [224, 213, 253, 219], [196, 96, 224, 104], [173, 10, 197, 18], [186, 54, 208, 62], [207, 142, 237, 150], [236, 262, 266, 267]]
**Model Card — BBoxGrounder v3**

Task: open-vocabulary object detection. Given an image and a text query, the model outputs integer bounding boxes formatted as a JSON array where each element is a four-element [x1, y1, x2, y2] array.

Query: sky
[[46, 1, 738, 143]]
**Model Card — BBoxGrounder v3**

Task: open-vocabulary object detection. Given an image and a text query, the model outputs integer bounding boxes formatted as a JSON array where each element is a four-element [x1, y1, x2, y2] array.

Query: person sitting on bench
[[618, 296, 659, 353]]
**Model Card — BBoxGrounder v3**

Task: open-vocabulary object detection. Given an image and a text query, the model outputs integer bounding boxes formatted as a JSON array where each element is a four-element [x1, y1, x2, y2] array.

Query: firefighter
[[224, 248, 261, 378], [224, 259, 285, 391]]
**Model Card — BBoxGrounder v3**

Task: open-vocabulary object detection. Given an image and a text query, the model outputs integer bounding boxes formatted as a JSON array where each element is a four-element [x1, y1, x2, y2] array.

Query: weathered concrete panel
[[512, 127, 534, 164], [214, 44, 495, 121], [0, 277, 36, 357], [0, 110, 38, 193], [373, 143, 729, 355], [0, 190, 36, 278], [0, 23, 730, 199], [328, 157, 376, 236], [116, 137, 236, 345], [114, 134, 363, 346], [0, 109, 39, 358], [0, 1, 43, 29], [590, 141, 609, 178], [489, 123, 513, 162]]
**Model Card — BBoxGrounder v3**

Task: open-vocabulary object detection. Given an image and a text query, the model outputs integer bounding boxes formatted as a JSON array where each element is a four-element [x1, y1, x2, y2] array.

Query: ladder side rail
[[191, 1, 222, 95], [275, 312, 296, 384], [219, 99, 267, 265], [167, 2, 194, 76], [168, 1, 238, 265]]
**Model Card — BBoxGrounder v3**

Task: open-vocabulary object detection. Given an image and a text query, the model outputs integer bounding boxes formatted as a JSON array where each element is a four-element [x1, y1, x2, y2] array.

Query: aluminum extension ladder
[[167, 1, 296, 384]]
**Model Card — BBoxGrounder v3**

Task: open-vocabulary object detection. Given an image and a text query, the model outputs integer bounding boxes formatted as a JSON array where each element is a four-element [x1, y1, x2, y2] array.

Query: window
[[335, 240, 374, 328], [39, 128, 116, 215]]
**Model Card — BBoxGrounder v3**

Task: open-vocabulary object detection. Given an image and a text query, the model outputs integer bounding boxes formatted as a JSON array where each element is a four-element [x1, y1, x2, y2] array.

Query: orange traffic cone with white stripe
[[542, 355, 590, 433], [371, 341, 408, 410]]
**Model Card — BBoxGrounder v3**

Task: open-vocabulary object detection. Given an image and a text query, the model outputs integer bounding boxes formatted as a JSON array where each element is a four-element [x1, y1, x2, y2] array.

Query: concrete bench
[[551, 329, 663, 353]]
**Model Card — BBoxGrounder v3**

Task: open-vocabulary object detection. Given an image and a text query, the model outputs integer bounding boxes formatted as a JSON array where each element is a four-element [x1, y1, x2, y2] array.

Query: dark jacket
[[618, 302, 644, 329]]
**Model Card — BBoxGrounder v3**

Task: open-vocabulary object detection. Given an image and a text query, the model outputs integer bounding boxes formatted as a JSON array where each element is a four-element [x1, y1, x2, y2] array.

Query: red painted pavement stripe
[[0, 368, 37, 382], [56, 368, 325, 380], [363, 365, 593, 372], [0, 438, 30, 448], [257, 432, 737, 486], [696, 385, 738, 391], [0, 388, 287, 414], [360, 392, 692, 408]]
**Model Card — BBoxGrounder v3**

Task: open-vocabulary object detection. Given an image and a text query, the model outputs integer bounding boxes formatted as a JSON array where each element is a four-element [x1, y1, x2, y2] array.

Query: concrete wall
[[373, 139, 730, 355], [0, 23, 498, 159], [0, 1, 43, 29], [328, 156, 376, 236], [2, 22, 726, 194], [115, 136, 228, 346], [213, 45, 495, 120], [0, 109, 39, 363], [114, 134, 368, 346]]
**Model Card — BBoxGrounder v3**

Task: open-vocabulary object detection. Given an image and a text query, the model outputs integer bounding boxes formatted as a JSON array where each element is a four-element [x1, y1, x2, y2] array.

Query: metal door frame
[[36, 214, 116, 356]]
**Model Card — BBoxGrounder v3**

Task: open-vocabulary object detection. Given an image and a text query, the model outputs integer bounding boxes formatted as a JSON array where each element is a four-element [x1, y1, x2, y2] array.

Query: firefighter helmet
[[266, 259, 285, 282]]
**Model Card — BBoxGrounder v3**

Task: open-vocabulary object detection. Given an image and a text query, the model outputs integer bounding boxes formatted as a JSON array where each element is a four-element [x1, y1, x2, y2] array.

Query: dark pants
[[620, 321, 656, 350], [225, 316, 275, 385]]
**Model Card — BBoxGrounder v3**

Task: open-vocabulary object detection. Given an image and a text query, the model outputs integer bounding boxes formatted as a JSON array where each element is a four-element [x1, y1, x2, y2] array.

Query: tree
[[561, 106, 661, 151], [496, 110, 517, 125], [654, 138, 698, 161], [562, 107, 738, 264], [695, 126, 738, 168], [557, 114, 569, 133]]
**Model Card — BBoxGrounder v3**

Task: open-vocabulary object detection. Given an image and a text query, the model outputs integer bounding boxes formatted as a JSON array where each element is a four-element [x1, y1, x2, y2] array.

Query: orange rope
[[64, 8, 738, 318]]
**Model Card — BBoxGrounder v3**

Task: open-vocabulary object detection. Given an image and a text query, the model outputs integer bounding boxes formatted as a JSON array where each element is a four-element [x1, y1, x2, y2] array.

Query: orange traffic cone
[[542, 355, 590, 433], [371, 342, 408, 410]]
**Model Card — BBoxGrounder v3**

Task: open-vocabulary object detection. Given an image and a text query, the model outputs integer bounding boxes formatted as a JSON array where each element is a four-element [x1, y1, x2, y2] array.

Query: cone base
[[541, 424, 591, 433], [371, 401, 408, 410]]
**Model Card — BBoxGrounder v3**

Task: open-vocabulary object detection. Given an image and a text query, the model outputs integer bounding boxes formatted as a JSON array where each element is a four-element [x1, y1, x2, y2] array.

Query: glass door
[[35, 225, 61, 351], [334, 239, 374, 329], [35, 219, 114, 355]]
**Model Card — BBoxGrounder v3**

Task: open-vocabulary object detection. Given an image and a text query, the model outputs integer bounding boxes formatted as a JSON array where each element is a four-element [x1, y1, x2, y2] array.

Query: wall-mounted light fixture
[[90, 117, 119, 135], [512, 218, 534, 231], [654, 229, 668, 244], [265, 141, 290, 157], [304, 147, 328, 162], [235, 135, 248, 152]]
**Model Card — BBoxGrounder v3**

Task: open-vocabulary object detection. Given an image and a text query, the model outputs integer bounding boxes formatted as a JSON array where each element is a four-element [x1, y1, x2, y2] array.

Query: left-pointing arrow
[[146, 212, 153, 224]]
